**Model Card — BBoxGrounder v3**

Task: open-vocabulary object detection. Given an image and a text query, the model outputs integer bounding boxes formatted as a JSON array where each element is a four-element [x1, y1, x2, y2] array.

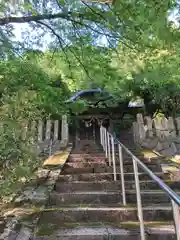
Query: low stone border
[[137, 144, 180, 181], [0, 144, 72, 240]]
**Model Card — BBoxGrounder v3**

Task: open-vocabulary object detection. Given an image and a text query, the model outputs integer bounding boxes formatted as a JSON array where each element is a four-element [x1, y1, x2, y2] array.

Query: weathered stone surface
[[175, 143, 180, 153], [61, 115, 69, 143], [159, 145, 177, 157], [173, 138, 180, 144], [154, 141, 167, 152], [52, 140, 61, 152], [176, 119, 180, 138], [173, 154, 180, 161], [36, 169, 49, 179], [132, 122, 139, 143], [48, 170, 61, 180], [16, 227, 32, 240], [15, 187, 35, 203], [60, 140, 68, 148], [30, 186, 49, 203], [38, 140, 50, 152], [141, 138, 158, 149], [45, 120, 51, 140], [169, 171, 180, 181], [153, 118, 162, 138], [136, 113, 146, 141], [53, 120, 59, 141], [21, 121, 28, 141], [1, 144, 72, 238], [37, 120, 43, 142], [49, 192, 121, 205], [31, 144, 41, 155], [39, 206, 173, 223], [145, 116, 154, 138]]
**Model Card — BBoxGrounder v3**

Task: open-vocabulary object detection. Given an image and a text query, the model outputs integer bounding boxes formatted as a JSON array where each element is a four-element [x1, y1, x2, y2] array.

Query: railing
[[100, 126, 180, 240]]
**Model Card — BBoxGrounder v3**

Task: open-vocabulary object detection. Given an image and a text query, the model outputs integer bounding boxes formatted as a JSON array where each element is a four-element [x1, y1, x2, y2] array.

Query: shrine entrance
[[75, 117, 109, 141], [78, 118, 99, 140]]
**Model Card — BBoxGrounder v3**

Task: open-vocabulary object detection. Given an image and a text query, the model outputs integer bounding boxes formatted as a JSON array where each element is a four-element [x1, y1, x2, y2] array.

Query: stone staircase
[[32, 138, 180, 239]]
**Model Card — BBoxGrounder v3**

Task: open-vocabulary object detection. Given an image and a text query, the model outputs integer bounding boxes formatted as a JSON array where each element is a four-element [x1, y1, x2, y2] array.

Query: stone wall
[[133, 114, 180, 158]]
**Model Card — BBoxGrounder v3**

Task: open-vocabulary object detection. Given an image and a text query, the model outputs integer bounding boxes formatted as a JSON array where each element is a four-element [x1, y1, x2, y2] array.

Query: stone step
[[55, 180, 180, 192], [55, 181, 121, 192], [49, 191, 121, 205], [71, 150, 104, 154], [37, 205, 175, 223], [58, 172, 167, 182], [68, 155, 105, 163], [0, 219, 5, 234], [68, 155, 162, 165], [126, 180, 180, 191], [126, 190, 180, 204], [69, 153, 105, 157], [34, 221, 175, 240], [50, 191, 180, 205], [61, 167, 95, 175], [115, 163, 162, 172], [64, 162, 162, 173]]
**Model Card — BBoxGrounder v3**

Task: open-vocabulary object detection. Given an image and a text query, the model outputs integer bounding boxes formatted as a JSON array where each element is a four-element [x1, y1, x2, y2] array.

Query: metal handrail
[[100, 126, 180, 240], [118, 139, 180, 206]]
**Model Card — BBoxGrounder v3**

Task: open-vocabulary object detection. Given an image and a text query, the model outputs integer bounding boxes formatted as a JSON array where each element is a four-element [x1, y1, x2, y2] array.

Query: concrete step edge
[[52, 191, 119, 195], [56, 180, 179, 184], [41, 206, 174, 211], [59, 172, 165, 176], [35, 225, 175, 236], [52, 190, 180, 195]]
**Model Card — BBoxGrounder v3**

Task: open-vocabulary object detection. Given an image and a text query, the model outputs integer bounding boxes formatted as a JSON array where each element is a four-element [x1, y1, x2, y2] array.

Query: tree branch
[[0, 12, 75, 25], [36, 20, 93, 81], [68, 18, 135, 49], [36, 20, 73, 76]]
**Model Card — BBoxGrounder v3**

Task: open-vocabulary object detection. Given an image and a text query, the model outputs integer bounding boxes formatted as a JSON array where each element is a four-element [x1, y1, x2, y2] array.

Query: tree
[[0, 0, 177, 55], [0, 51, 71, 199]]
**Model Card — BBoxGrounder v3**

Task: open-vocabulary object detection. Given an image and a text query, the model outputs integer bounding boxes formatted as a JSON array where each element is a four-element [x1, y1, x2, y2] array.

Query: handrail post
[[102, 127, 104, 150], [102, 127, 104, 149], [107, 133, 111, 166], [111, 135, 117, 181], [103, 127, 105, 151], [105, 129, 108, 159], [171, 200, 180, 240], [132, 156, 145, 240], [100, 126, 102, 145], [100, 125, 180, 239], [118, 144, 126, 205]]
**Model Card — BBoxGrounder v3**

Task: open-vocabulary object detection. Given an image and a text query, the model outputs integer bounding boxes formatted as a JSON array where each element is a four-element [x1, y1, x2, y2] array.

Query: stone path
[[1, 137, 179, 239]]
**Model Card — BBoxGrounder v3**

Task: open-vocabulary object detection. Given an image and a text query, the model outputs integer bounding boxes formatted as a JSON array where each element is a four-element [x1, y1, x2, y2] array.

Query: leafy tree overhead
[[0, 0, 178, 54]]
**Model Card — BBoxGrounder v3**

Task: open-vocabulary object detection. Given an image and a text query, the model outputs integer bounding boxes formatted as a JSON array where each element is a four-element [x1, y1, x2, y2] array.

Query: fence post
[[53, 120, 59, 141], [38, 120, 43, 142], [45, 120, 51, 140], [61, 115, 69, 144], [22, 120, 28, 141]]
